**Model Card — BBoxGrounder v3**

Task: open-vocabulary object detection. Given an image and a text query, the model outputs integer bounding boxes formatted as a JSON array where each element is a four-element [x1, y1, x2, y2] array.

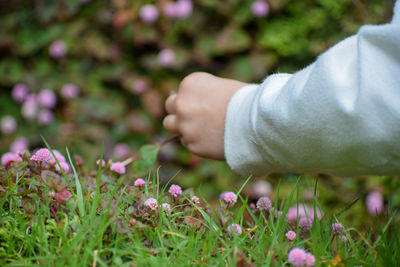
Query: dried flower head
[[162, 203, 172, 213], [54, 189, 72, 203], [227, 224, 242, 235], [256, 196, 272, 210], [191, 195, 200, 204], [331, 223, 344, 235], [298, 217, 313, 231], [144, 198, 158, 210]]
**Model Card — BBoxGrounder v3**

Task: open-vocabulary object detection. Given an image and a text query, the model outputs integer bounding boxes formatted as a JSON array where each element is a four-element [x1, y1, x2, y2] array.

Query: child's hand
[[163, 72, 248, 160]]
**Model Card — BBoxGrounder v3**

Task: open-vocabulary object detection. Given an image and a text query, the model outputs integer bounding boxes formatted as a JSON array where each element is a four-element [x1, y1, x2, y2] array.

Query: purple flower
[[113, 143, 131, 159], [110, 162, 126, 174], [164, 0, 193, 19], [38, 109, 54, 125], [287, 248, 307, 267], [1, 116, 17, 135], [55, 162, 70, 173], [256, 196, 272, 210], [21, 94, 38, 120], [61, 84, 79, 99], [331, 223, 344, 235], [10, 137, 28, 153], [221, 191, 237, 207], [340, 235, 347, 242], [49, 150, 66, 165], [49, 40, 67, 58], [366, 191, 383, 215], [252, 180, 272, 198], [37, 90, 57, 109], [1, 152, 23, 167], [305, 253, 315, 267], [144, 198, 158, 210], [158, 48, 176, 67], [162, 203, 172, 213], [96, 159, 106, 167], [169, 184, 182, 197], [131, 79, 149, 94], [54, 189, 72, 203], [227, 223, 242, 235], [12, 83, 28, 102], [140, 5, 159, 24], [134, 178, 146, 187], [164, 2, 179, 18], [298, 217, 313, 231], [251, 0, 269, 17], [175, 0, 193, 19], [286, 204, 322, 222], [191, 195, 200, 204], [30, 148, 52, 163], [285, 230, 296, 241]]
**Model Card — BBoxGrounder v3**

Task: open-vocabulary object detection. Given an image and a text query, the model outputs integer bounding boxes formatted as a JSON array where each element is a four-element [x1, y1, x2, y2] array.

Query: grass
[[0, 146, 399, 266]]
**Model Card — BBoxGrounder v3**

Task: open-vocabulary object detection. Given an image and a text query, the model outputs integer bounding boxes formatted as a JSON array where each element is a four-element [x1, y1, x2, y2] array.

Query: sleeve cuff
[[224, 74, 292, 177]]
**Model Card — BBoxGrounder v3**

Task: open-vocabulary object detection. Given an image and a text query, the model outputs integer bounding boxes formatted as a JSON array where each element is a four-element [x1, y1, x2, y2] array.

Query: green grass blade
[[66, 147, 85, 217]]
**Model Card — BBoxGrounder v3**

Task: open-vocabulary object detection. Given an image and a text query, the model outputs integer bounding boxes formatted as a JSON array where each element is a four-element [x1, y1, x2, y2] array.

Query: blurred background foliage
[[0, 0, 399, 226]]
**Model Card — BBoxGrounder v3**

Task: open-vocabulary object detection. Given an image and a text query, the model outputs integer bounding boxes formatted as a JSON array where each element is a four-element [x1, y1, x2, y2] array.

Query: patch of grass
[[0, 146, 399, 266]]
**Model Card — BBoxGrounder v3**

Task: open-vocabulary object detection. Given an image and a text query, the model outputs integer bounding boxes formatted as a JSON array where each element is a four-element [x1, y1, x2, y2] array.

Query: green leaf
[[0, 58, 23, 84], [213, 26, 251, 54], [132, 144, 160, 177], [15, 26, 61, 54]]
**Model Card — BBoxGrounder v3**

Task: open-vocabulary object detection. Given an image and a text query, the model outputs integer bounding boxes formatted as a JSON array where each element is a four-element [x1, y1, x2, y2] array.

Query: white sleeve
[[224, 2, 400, 177]]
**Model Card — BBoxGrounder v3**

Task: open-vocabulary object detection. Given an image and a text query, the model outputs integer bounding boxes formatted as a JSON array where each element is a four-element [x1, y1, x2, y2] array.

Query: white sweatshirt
[[225, 1, 400, 177]]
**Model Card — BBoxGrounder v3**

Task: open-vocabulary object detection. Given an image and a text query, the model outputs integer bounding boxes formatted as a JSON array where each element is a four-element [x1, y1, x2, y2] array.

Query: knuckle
[[180, 72, 210, 91]]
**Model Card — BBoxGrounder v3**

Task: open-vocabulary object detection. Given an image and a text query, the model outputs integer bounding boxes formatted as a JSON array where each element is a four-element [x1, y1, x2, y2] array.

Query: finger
[[163, 114, 179, 134], [165, 94, 177, 114]]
